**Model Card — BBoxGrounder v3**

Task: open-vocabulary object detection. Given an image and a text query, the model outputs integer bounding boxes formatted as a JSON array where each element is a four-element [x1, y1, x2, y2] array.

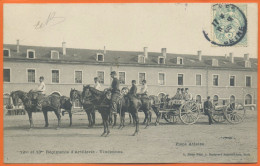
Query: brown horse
[[82, 85, 111, 136], [10, 90, 66, 128], [70, 88, 96, 127], [60, 96, 73, 126]]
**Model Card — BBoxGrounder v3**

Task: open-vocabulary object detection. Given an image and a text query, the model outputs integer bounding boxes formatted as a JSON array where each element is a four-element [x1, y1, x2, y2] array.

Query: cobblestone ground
[[4, 109, 257, 163]]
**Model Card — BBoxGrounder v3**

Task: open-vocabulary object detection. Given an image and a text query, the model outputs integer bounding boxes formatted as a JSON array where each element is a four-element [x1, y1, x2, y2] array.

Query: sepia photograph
[[3, 3, 258, 163]]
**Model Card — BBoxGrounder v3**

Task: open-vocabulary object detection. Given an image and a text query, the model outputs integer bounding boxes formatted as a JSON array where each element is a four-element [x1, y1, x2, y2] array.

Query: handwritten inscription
[[34, 11, 65, 30]]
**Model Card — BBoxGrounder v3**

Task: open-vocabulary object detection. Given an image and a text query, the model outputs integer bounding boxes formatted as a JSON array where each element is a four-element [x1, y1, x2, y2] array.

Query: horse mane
[[83, 85, 104, 97]]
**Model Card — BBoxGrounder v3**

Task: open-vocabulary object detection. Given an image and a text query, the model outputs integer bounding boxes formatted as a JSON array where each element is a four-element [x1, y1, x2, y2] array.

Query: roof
[[3, 44, 258, 71]]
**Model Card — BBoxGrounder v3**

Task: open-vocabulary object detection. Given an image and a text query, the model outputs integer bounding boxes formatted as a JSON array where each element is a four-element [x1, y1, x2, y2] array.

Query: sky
[[3, 3, 258, 58]]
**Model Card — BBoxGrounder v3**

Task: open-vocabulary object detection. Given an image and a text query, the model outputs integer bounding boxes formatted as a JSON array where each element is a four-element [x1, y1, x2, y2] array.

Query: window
[[158, 73, 165, 85], [4, 69, 10, 82], [119, 72, 126, 84], [27, 50, 35, 59], [158, 57, 165, 64], [138, 55, 145, 63], [97, 54, 104, 62], [178, 74, 183, 85], [213, 95, 219, 103], [196, 95, 202, 103], [97, 71, 104, 84], [52, 70, 59, 83], [196, 74, 201, 86], [212, 59, 218, 66], [213, 75, 218, 86], [27, 69, 35, 83], [246, 76, 251, 87], [51, 50, 59, 59], [3, 49, 10, 57], [74, 99, 82, 108], [245, 94, 252, 105], [230, 95, 235, 103], [139, 73, 146, 84], [75, 71, 82, 83], [230, 76, 235, 86], [177, 57, 183, 65]]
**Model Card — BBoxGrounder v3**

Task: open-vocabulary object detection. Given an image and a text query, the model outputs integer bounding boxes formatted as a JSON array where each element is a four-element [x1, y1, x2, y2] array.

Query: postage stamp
[[211, 4, 247, 47]]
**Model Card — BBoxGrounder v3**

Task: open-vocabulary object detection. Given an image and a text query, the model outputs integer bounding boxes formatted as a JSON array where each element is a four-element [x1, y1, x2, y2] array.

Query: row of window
[[3, 68, 252, 87]]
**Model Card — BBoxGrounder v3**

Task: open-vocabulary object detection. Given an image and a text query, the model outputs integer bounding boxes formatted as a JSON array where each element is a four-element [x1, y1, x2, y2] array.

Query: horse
[[82, 85, 111, 136], [10, 90, 62, 128], [60, 96, 73, 126], [70, 88, 96, 127]]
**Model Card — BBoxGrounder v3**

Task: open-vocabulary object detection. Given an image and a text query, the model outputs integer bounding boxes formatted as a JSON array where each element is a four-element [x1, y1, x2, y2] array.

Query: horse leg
[[43, 111, 49, 128], [68, 110, 72, 127], [133, 112, 139, 136], [153, 107, 160, 126], [92, 110, 96, 126], [86, 112, 92, 127], [27, 111, 34, 129], [143, 111, 148, 125], [105, 113, 110, 137], [129, 113, 132, 124], [112, 113, 117, 128], [54, 109, 61, 129], [101, 113, 106, 136]]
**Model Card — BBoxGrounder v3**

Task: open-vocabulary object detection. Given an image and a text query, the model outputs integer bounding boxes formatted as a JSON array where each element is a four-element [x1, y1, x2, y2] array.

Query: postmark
[[203, 4, 247, 47]]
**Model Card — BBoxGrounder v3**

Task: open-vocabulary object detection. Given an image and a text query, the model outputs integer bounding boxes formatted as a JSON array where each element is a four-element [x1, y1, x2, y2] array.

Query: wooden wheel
[[212, 105, 226, 123], [179, 101, 200, 125], [163, 112, 180, 123], [224, 102, 245, 124]]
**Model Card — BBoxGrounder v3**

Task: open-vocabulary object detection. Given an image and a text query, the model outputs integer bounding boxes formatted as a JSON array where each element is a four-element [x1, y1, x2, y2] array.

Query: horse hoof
[[105, 132, 110, 137], [44, 125, 49, 128], [101, 132, 106, 136]]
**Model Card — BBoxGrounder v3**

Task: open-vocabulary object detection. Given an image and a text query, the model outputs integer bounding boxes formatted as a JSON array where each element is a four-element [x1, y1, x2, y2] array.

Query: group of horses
[[10, 85, 162, 136]]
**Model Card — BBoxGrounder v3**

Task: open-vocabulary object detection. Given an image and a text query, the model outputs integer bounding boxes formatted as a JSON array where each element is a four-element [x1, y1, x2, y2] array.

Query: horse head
[[70, 88, 80, 102], [10, 91, 19, 106], [82, 85, 92, 98], [121, 87, 129, 96], [10, 90, 29, 107]]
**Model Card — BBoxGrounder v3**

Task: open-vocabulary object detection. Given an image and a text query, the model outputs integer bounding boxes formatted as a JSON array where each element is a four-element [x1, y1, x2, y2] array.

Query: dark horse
[[82, 85, 111, 136], [10, 90, 67, 128], [70, 88, 96, 127]]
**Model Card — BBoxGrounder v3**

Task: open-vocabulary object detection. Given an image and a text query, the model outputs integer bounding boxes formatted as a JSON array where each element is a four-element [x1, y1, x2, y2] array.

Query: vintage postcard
[[3, 3, 258, 163]]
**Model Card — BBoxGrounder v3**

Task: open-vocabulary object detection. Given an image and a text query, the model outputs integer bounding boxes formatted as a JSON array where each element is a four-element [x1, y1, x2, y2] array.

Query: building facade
[[3, 41, 258, 106]]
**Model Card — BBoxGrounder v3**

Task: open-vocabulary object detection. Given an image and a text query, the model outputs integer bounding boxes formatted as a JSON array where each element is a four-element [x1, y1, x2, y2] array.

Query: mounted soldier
[[93, 77, 101, 91], [110, 71, 121, 114], [35, 76, 46, 110]]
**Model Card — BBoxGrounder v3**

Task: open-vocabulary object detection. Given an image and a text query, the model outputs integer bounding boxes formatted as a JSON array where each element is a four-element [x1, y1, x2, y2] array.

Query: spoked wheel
[[179, 101, 200, 125], [212, 106, 226, 123], [163, 112, 180, 123], [224, 102, 246, 124]]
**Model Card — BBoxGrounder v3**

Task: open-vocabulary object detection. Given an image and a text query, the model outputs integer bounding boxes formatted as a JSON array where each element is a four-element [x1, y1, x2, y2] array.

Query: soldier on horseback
[[139, 80, 148, 98], [129, 80, 137, 97], [110, 71, 120, 114], [35, 76, 46, 110]]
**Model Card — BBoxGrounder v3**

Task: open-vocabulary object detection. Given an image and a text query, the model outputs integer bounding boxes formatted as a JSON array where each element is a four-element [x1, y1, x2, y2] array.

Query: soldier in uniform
[[93, 77, 101, 91], [204, 96, 214, 125], [139, 80, 148, 97], [35, 76, 46, 110], [129, 80, 137, 97], [110, 71, 120, 114], [184, 88, 192, 101], [172, 88, 182, 100]]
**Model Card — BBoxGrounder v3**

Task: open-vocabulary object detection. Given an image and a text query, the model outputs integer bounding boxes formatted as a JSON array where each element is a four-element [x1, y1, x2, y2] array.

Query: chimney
[[62, 42, 66, 55], [197, 50, 202, 61], [161, 48, 167, 57], [144, 47, 148, 58], [104, 46, 106, 54], [229, 52, 234, 63], [244, 53, 249, 61], [225, 54, 228, 59], [16, 39, 20, 53]]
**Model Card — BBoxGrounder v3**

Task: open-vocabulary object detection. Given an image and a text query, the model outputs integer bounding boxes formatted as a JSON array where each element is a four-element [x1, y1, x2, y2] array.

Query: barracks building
[[3, 40, 257, 108]]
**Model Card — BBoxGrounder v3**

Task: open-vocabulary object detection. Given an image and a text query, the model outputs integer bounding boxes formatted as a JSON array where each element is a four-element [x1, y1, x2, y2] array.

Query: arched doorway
[[195, 95, 202, 103], [245, 94, 252, 105], [51, 91, 61, 96], [230, 95, 235, 103], [213, 95, 219, 105]]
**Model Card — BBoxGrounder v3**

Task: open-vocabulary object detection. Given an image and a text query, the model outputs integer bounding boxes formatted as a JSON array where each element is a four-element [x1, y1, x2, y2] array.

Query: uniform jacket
[[111, 78, 120, 93]]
